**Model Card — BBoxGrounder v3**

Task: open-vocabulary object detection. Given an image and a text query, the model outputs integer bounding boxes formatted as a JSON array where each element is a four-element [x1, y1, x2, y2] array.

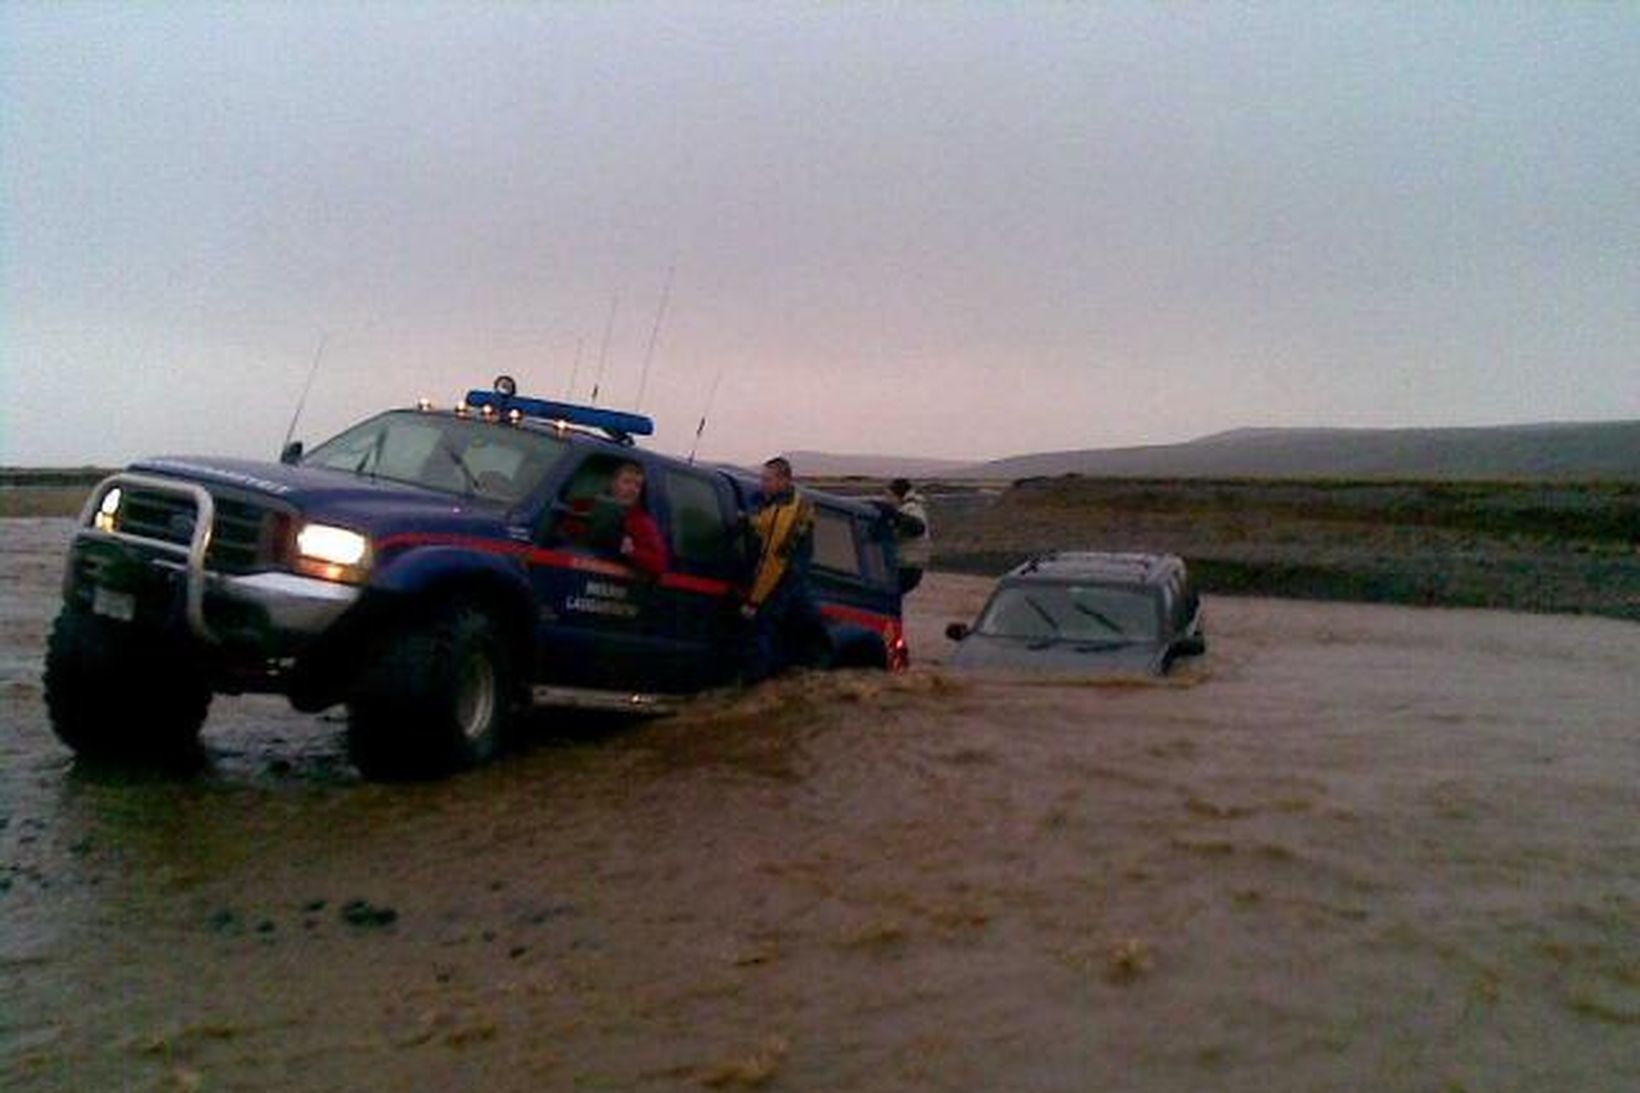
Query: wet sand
[[3, 518, 1638, 1091]]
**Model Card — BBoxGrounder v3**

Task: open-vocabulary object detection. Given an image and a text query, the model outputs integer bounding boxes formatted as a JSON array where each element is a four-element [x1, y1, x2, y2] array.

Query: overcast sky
[[3, 2, 1636, 467]]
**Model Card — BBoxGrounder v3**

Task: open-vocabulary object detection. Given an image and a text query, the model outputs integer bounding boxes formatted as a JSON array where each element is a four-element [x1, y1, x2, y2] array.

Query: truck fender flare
[[369, 546, 536, 647]]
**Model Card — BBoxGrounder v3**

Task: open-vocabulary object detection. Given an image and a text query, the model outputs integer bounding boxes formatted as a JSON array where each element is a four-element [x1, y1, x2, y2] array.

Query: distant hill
[[781, 450, 973, 479], [958, 421, 1640, 482]]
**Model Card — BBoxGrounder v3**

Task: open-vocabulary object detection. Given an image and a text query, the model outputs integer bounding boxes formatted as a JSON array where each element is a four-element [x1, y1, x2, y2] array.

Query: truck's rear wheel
[[346, 604, 514, 779], [43, 608, 211, 763]]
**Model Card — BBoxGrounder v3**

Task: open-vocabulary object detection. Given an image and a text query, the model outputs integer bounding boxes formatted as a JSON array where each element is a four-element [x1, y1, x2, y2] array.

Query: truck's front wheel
[[346, 604, 514, 779], [43, 608, 211, 763]]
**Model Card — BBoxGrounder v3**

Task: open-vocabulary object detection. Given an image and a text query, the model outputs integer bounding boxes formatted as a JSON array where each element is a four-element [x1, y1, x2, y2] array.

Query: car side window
[[663, 469, 734, 572], [856, 516, 890, 585], [811, 508, 863, 579], [541, 454, 636, 551]]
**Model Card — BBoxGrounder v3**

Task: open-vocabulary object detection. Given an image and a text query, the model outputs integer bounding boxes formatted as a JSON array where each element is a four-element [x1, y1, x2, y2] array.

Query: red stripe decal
[[375, 532, 733, 594], [819, 603, 895, 630], [375, 532, 532, 558], [660, 572, 733, 596]]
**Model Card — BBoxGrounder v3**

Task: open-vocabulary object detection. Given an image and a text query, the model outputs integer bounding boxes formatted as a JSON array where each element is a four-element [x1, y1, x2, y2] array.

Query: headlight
[[295, 523, 371, 582], [93, 487, 123, 532]]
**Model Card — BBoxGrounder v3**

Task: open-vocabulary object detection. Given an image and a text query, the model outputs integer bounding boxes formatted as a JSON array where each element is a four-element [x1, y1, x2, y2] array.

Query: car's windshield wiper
[[1022, 595, 1060, 634], [1069, 601, 1126, 635], [437, 436, 480, 495]]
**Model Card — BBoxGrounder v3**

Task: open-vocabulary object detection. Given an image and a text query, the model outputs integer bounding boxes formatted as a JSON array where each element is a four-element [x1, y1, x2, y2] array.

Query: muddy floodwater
[[3, 518, 1638, 1091]]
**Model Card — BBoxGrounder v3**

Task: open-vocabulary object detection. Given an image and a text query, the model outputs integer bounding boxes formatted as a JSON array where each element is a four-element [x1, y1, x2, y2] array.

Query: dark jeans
[[746, 579, 825, 683]]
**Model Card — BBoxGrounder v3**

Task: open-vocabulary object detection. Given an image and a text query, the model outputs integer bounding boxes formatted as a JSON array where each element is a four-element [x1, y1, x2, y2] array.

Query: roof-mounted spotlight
[[415, 397, 433, 412], [506, 408, 523, 425], [480, 403, 497, 420], [455, 401, 471, 416], [494, 374, 517, 398]]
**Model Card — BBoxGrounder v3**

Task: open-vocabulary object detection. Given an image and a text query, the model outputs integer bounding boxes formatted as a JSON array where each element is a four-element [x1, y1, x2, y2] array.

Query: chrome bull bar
[[78, 473, 221, 645]]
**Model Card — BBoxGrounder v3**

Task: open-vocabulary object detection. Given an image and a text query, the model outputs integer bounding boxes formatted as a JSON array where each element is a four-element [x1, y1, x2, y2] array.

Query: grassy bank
[[0, 469, 111, 518], [0, 486, 97, 518], [932, 477, 1640, 622]]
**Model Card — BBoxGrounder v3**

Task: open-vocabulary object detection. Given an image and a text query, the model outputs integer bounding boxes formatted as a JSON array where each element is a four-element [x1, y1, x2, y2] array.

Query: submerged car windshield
[[302, 411, 568, 502], [976, 583, 1161, 643]]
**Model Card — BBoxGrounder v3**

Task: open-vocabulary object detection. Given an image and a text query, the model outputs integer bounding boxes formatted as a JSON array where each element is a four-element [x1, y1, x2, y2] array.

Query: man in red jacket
[[608, 461, 668, 576]]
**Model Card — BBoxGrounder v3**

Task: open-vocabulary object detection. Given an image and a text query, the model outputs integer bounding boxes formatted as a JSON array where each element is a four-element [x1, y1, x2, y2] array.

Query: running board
[[529, 685, 682, 716]]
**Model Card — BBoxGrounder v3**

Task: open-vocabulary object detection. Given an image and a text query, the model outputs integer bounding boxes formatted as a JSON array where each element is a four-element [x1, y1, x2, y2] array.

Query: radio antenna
[[634, 263, 675, 411], [687, 361, 727, 464], [282, 332, 328, 451], [590, 291, 619, 405], [564, 336, 585, 399]]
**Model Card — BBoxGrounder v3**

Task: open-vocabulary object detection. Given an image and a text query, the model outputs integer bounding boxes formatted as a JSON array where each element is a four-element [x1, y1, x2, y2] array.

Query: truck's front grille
[[117, 488, 281, 573]]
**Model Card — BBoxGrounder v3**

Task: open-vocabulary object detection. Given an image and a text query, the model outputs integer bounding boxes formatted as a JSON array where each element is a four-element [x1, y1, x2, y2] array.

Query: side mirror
[[280, 440, 304, 465], [945, 622, 970, 642]]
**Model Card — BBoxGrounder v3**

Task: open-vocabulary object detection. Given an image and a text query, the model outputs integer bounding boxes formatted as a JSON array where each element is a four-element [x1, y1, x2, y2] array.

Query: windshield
[[975, 582, 1161, 643], [302, 411, 568, 503]]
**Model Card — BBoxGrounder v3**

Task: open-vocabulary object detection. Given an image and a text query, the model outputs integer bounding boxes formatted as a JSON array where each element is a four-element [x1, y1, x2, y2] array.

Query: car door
[[649, 466, 745, 690], [526, 450, 665, 690]]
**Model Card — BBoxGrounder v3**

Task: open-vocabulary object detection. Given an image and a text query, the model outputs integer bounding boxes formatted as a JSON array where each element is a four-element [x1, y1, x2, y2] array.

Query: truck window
[[544, 454, 651, 552], [858, 518, 891, 585], [303, 410, 565, 501], [663, 470, 733, 570], [812, 508, 863, 578]]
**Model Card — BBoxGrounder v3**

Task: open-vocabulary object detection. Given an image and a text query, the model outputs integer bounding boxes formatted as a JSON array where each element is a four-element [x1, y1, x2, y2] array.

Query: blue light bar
[[463, 390, 654, 439]]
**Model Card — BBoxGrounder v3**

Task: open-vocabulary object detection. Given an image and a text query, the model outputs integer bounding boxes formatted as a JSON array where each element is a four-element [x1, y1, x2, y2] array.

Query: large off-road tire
[[43, 608, 211, 763], [346, 603, 515, 779]]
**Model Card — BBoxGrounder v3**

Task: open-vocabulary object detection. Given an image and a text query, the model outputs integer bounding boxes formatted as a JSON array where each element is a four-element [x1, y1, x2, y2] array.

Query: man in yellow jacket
[[741, 456, 823, 681]]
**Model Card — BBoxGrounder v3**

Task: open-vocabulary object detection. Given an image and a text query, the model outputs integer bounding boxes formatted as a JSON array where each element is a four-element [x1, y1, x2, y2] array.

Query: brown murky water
[[3, 518, 1638, 1091]]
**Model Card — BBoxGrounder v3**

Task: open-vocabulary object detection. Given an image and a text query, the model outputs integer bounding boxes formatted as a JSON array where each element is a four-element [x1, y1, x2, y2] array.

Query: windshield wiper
[[351, 431, 386, 479], [1023, 595, 1060, 634], [1069, 601, 1126, 635], [437, 436, 480, 495]]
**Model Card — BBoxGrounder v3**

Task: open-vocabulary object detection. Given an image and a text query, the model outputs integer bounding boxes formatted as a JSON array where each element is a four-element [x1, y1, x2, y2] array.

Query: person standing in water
[[741, 456, 821, 680], [886, 477, 930, 593]]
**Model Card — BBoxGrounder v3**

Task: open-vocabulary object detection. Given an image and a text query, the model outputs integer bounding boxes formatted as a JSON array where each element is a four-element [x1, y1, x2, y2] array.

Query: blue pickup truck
[[46, 378, 907, 776]]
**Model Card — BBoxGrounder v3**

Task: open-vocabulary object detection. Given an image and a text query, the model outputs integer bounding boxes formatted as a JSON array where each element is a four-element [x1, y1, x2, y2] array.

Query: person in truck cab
[[608, 461, 668, 576], [742, 456, 823, 680], [557, 460, 669, 577]]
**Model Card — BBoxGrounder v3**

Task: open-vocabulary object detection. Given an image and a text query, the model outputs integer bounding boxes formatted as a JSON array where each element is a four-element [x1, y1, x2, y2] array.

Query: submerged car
[[45, 377, 907, 777], [945, 551, 1205, 676]]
